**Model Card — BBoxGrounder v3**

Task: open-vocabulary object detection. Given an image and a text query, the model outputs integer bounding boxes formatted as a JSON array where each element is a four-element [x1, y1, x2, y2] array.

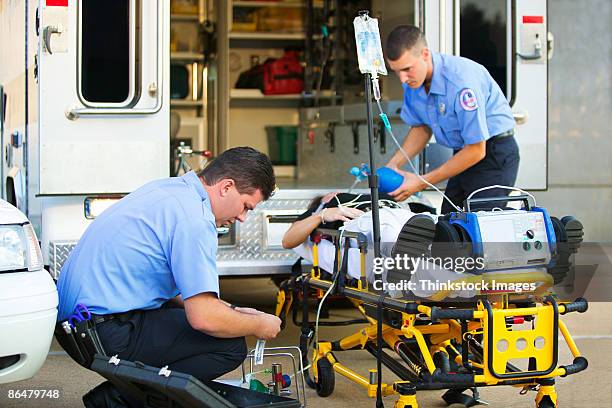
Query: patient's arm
[[282, 214, 323, 249], [282, 207, 364, 249]]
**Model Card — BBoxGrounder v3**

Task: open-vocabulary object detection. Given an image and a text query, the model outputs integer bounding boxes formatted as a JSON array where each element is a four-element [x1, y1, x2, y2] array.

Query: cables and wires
[[313, 227, 346, 347], [312, 0, 334, 109], [333, 193, 402, 211], [466, 185, 537, 208], [371, 78, 464, 213]]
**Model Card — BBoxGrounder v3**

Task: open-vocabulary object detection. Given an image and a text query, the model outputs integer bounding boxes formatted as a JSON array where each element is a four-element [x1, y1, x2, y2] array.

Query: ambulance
[[0, 0, 550, 278]]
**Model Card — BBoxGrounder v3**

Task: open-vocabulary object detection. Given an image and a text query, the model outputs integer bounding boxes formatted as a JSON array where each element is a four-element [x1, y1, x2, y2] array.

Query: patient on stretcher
[[283, 193, 553, 300]]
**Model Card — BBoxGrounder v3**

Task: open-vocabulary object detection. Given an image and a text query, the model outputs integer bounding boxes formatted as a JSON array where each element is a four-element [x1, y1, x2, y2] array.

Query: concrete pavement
[[1, 278, 610, 407]]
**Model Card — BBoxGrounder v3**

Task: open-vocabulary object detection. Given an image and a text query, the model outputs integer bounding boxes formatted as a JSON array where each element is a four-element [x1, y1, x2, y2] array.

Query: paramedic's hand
[[255, 313, 282, 340], [320, 206, 364, 223], [389, 170, 426, 202]]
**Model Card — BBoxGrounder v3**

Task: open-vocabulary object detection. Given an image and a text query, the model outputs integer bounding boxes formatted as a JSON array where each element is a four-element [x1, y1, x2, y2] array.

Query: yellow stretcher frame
[[276, 228, 589, 408]]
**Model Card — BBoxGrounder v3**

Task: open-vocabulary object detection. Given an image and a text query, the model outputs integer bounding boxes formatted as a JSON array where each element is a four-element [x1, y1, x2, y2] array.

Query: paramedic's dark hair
[[386, 25, 428, 61], [198, 147, 276, 200]]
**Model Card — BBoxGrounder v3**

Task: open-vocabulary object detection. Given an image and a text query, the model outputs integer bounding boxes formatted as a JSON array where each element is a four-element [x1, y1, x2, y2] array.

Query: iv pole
[[357, 10, 384, 408]]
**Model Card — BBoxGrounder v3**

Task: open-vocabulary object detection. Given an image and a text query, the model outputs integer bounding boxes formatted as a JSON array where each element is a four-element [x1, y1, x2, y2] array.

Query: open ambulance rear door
[[422, 0, 549, 189], [1, 0, 170, 273]]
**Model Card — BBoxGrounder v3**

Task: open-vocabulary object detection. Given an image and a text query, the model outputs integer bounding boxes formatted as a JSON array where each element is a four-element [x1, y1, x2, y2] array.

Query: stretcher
[[275, 198, 588, 408]]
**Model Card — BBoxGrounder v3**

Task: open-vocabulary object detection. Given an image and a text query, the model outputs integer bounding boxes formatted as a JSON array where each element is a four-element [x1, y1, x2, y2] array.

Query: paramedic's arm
[[390, 141, 486, 201], [185, 293, 281, 339], [387, 125, 432, 169], [170, 219, 275, 335], [218, 299, 263, 315]]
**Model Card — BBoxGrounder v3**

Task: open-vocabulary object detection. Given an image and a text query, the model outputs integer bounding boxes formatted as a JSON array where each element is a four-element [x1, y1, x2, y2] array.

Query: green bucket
[[266, 126, 297, 165]]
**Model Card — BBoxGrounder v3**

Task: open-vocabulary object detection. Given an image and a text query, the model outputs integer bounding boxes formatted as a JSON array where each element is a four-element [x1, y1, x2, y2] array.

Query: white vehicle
[[0, 199, 57, 384]]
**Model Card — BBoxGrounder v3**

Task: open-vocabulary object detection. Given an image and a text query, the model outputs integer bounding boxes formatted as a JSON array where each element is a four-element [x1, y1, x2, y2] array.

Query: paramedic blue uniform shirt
[[400, 52, 515, 148], [56, 171, 219, 321]]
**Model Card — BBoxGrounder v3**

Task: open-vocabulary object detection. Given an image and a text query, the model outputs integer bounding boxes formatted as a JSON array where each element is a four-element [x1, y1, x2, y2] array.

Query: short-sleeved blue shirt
[[57, 171, 219, 321], [400, 52, 515, 149]]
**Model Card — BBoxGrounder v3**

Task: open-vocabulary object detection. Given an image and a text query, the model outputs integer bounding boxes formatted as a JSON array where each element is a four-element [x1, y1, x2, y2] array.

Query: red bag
[[262, 51, 304, 95]]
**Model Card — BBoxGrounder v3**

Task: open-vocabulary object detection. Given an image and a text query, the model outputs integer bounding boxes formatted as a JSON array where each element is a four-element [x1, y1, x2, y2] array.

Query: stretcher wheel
[[315, 358, 335, 397]]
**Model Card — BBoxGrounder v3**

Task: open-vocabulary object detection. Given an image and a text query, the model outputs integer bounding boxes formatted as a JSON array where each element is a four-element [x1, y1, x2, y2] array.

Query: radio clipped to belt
[[54, 303, 106, 368]]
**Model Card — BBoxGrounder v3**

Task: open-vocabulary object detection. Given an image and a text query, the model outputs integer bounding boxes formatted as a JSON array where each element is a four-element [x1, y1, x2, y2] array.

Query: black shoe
[[442, 387, 489, 407]]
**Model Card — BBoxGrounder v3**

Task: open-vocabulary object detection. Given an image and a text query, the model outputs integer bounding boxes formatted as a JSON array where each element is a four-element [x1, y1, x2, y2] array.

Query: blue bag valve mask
[[376, 167, 404, 193]]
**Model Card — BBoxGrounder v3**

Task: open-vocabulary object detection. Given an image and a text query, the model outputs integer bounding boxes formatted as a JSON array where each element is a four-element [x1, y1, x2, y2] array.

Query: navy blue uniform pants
[[441, 135, 520, 214], [95, 307, 247, 382]]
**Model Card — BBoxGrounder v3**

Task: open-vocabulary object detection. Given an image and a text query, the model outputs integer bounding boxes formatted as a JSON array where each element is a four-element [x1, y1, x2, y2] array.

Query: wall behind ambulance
[[533, 0, 612, 241]]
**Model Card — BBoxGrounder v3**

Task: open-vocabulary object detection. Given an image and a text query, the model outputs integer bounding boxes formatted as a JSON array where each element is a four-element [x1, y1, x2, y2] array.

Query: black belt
[[453, 130, 515, 153], [91, 311, 134, 325], [493, 129, 514, 139]]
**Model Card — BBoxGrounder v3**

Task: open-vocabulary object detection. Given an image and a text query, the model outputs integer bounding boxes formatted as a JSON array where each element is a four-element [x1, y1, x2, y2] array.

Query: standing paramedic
[[384, 25, 519, 213], [56, 147, 281, 382]]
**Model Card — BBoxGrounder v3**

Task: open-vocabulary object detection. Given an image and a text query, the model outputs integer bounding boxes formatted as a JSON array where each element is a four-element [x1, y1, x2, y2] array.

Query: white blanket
[[293, 209, 476, 298]]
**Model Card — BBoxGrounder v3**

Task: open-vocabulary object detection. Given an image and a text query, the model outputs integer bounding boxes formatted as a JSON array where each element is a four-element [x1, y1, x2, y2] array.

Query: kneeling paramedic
[[57, 147, 282, 382], [384, 25, 520, 213]]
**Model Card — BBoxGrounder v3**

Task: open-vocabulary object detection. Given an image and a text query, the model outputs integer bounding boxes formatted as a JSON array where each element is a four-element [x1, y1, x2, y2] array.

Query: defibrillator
[[448, 203, 556, 272], [436, 189, 582, 275]]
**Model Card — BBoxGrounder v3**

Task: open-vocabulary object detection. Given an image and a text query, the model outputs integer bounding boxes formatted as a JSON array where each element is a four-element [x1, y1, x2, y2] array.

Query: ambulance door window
[[459, 0, 511, 101], [79, 0, 134, 104]]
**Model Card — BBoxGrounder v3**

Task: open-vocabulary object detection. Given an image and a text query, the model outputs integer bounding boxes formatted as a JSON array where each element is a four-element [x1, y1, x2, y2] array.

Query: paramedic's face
[[217, 184, 262, 227], [388, 47, 429, 89]]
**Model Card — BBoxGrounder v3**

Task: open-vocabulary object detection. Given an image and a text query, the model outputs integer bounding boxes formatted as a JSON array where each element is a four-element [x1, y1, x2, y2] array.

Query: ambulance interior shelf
[[227, 0, 354, 106]]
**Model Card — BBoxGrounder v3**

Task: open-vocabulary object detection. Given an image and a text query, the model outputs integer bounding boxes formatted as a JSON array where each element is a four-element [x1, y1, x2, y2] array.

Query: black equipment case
[[91, 355, 301, 408]]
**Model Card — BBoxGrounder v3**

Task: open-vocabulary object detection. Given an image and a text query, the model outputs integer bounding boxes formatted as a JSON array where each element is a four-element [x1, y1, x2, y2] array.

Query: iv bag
[[353, 14, 387, 77]]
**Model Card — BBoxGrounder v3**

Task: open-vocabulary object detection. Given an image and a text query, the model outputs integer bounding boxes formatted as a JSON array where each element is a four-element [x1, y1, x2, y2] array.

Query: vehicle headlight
[[0, 223, 43, 272]]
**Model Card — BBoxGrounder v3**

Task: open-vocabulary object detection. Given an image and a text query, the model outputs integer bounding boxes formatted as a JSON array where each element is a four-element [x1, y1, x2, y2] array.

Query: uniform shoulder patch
[[459, 88, 478, 111]]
